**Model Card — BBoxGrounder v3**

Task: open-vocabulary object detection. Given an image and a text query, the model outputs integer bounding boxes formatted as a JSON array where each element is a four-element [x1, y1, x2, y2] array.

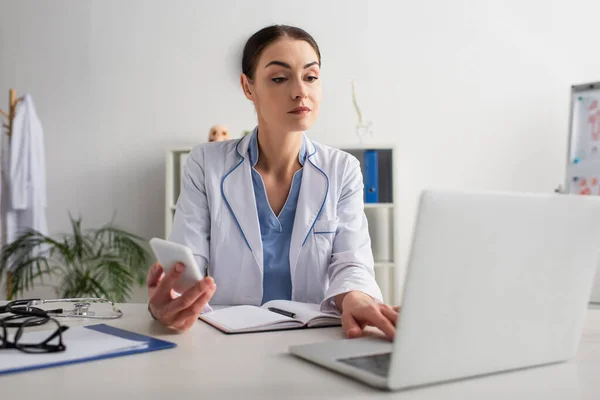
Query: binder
[[0, 323, 176, 376], [364, 150, 379, 203]]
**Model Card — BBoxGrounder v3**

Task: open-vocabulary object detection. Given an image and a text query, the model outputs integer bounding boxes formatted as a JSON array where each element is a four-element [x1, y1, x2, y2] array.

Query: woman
[[147, 25, 399, 339]]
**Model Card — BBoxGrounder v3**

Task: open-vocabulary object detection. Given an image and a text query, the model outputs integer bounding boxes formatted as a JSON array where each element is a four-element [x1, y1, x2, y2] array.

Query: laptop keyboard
[[337, 352, 392, 377]]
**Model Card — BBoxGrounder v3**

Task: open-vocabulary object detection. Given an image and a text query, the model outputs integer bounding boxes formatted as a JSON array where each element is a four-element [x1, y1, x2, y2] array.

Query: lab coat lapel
[[289, 137, 328, 278], [221, 136, 263, 272]]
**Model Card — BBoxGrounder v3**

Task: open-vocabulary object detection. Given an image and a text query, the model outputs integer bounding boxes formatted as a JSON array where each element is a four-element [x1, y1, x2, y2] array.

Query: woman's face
[[242, 38, 321, 133]]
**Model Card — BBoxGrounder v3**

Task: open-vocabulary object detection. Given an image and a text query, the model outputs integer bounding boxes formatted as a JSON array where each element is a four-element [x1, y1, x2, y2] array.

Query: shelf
[[169, 147, 194, 153], [374, 262, 394, 268], [339, 145, 397, 151], [364, 203, 394, 209]]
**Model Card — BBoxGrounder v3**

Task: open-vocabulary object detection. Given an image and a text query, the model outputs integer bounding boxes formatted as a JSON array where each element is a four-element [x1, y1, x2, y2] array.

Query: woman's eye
[[272, 77, 287, 83], [306, 76, 319, 82]]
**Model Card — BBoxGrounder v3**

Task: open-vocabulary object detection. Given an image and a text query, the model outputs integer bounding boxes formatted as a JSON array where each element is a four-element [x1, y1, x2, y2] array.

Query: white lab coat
[[4, 94, 48, 247], [169, 133, 382, 313]]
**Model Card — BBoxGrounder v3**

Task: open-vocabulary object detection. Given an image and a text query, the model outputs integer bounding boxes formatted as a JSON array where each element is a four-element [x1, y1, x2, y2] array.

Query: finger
[[379, 305, 399, 326], [171, 285, 215, 322], [166, 315, 191, 332], [393, 306, 400, 312], [146, 263, 163, 288], [341, 312, 362, 338], [163, 277, 215, 319], [166, 286, 215, 332], [151, 263, 185, 302], [365, 309, 396, 340], [170, 314, 199, 333]]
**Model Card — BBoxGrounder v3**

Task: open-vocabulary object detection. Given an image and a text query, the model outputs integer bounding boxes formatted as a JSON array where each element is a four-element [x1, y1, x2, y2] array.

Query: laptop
[[289, 189, 600, 390]]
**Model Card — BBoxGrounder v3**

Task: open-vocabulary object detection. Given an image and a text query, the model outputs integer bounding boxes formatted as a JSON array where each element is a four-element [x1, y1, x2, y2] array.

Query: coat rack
[[0, 88, 23, 299]]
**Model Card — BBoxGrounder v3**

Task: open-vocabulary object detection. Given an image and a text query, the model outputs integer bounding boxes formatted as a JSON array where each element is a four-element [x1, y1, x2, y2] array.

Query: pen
[[268, 307, 296, 318]]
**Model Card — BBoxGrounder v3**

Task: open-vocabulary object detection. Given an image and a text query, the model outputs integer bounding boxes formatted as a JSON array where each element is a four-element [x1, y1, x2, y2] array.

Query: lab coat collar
[[237, 127, 315, 164], [247, 127, 307, 167]]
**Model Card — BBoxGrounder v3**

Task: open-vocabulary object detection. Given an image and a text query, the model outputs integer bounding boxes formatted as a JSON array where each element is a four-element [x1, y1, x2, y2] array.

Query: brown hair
[[242, 25, 321, 81]]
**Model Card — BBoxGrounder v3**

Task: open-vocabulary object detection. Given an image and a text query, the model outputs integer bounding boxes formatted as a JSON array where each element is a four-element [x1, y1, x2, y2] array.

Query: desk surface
[[2, 303, 600, 399]]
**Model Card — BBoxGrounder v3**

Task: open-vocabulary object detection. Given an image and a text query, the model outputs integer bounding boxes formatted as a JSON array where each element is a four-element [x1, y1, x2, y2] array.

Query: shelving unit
[[340, 146, 396, 305], [364, 203, 394, 208], [165, 145, 397, 304], [165, 148, 192, 239]]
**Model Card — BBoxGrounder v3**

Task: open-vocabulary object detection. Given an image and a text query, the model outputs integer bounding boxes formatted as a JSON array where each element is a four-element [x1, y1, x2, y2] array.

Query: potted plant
[[0, 215, 151, 302]]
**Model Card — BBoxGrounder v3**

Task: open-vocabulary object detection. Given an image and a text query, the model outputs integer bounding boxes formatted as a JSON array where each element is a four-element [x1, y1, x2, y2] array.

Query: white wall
[[2, 0, 600, 302]]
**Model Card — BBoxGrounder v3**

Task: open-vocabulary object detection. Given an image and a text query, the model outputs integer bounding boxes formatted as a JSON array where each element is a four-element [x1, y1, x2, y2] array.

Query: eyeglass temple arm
[[38, 326, 69, 346]]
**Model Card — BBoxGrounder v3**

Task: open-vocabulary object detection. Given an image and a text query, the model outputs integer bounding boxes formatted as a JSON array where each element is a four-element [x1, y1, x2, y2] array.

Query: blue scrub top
[[248, 130, 306, 304]]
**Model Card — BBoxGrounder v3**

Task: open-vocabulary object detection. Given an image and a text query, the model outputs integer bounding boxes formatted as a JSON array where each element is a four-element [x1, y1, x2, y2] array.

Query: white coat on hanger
[[5, 94, 48, 247]]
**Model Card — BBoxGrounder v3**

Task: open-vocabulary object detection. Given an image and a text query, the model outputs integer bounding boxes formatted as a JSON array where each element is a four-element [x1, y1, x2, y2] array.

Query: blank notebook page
[[202, 305, 296, 331]]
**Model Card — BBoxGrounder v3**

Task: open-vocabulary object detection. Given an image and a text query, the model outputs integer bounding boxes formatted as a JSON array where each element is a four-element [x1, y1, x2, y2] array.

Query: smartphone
[[149, 238, 204, 294]]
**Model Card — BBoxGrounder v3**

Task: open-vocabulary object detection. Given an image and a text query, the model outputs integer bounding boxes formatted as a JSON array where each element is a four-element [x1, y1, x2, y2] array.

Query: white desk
[[2, 303, 600, 399]]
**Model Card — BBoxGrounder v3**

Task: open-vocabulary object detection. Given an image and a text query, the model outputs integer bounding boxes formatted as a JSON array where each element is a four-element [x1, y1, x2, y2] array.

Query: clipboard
[[0, 323, 176, 376]]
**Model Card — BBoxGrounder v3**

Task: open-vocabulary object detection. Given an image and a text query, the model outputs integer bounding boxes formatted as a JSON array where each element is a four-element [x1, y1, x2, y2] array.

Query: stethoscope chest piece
[[67, 302, 95, 317]]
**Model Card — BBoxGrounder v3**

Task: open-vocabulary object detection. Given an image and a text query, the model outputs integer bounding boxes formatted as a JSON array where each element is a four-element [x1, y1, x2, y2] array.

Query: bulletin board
[[565, 82, 600, 195]]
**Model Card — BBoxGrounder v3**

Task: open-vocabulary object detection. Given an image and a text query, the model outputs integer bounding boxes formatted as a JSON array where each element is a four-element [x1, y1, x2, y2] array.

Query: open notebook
[[199, 300, 341, 334]]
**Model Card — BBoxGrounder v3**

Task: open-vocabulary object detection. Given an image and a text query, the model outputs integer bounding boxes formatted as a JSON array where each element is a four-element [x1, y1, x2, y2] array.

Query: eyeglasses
[[0, 300, 69, 354]]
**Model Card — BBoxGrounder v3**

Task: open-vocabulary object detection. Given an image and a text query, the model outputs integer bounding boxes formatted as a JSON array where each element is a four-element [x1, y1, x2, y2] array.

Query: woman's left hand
[[335, 291, 400, 341]]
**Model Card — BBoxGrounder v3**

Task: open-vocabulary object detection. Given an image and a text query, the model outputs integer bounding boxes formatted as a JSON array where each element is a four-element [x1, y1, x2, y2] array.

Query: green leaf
[[1, 214, 151, 301]]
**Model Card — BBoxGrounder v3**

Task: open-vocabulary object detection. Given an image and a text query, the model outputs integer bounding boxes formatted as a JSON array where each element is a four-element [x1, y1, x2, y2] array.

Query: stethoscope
[[0, 298, 123, 327]]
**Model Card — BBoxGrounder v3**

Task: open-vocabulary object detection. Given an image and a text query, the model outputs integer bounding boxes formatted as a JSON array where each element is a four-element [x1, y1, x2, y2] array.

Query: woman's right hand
[[146, 262, 216, 332]]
